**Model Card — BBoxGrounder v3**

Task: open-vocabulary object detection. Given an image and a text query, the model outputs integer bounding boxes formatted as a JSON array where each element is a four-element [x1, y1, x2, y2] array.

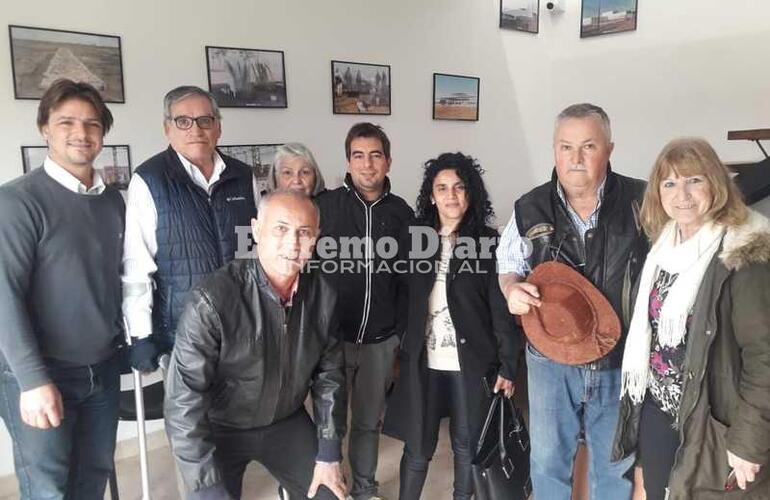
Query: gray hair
[[257, 189, 320, 226], [554, 103, 612, 143], [163, 85, 221, 121], [267, 142, 326, 196]]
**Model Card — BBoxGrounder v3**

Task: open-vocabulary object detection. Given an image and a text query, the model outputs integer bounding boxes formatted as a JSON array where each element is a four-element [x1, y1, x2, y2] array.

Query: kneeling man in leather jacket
[[164, 190, 347, 500]]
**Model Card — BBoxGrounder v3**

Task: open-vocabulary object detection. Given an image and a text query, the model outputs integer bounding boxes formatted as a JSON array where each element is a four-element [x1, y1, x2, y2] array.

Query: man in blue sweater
[[0, 79, 125, 499]]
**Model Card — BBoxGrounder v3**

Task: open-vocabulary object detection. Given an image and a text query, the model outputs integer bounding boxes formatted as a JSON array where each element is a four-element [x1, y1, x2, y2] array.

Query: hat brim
[[521, 262, 620, 365]]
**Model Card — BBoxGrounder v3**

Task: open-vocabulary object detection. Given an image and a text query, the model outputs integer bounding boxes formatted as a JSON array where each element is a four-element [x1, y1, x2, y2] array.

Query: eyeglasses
[[170, 115, 217, 130]]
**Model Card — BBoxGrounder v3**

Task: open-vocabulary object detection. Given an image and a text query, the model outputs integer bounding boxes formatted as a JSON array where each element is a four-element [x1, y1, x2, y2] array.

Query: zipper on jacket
[[353, 192, 383, 344], [667, 315, 718, 493]]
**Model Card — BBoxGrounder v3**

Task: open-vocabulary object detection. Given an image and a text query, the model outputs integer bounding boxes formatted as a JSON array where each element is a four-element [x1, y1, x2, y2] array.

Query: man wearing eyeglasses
[[121, 86, 257, 372]]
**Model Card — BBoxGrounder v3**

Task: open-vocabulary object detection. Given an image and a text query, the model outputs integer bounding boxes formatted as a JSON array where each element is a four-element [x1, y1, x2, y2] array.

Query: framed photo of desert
[[206, 46, 287, 108], [218, 143, 282, 194], [432, 73, 480, 122], [8, 25, 125, 102], [331, 60, 391, 115], [580, 0, 638, 38], [21, 144, 132, 190], [500, 0, 539, 34]]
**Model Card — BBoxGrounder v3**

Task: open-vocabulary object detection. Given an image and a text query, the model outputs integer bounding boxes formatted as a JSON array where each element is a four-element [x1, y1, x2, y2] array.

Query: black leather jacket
[[164, 259, 346, 493], [515, 168, 648, 369]]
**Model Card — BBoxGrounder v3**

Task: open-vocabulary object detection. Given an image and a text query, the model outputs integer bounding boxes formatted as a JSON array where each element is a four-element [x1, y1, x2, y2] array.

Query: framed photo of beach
[[580, 0, 638, 38], [500, 0, 539, 34], [8, 25, 125, 102], [432, 73, 480, 122]]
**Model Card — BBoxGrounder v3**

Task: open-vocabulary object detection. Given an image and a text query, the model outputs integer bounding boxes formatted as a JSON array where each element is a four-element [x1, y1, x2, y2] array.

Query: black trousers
[[638, 396, 680, 500], [344, 336, 400, 499], [399, 369, 473, 500], [212, 408, 335, 500]]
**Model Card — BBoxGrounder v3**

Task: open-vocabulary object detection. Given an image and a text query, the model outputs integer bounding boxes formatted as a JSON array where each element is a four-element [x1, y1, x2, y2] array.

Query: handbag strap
[[476, 393, 501, 454], [498, 394, 518, 479], [498, 394, 508, 463]]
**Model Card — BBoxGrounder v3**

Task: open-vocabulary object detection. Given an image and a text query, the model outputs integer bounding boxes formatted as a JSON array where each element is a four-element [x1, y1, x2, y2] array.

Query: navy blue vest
[[136, 146, 256, 345]]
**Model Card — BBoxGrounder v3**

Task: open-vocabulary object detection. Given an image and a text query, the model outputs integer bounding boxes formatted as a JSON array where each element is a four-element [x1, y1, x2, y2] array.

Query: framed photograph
[[8, 25, 125, 102], [218, 144, 282, 194], [206, 46, 287, 108], [433, 73, 480, 122], [580, 0, 638, 38], [21, 145, 132, 190], [331, 60, 391, 115], [500, 0, 540, 34]]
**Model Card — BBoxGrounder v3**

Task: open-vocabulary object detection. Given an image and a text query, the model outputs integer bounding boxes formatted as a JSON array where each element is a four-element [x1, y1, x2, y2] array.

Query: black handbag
[[472, 393, 532, 500]]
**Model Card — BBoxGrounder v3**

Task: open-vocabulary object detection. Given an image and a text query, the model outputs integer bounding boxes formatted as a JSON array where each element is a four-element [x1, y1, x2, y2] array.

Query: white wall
[[1, 0, 769, 482], [501, 0, 770, 186]]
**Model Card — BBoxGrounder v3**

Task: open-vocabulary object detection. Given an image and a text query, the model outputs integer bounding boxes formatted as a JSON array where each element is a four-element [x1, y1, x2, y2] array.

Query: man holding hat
[[496, 103, 648, 499]]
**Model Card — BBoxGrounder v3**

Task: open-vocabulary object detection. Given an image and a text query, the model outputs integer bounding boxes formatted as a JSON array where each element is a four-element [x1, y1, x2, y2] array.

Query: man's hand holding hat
[[503, 280, 542, 316]]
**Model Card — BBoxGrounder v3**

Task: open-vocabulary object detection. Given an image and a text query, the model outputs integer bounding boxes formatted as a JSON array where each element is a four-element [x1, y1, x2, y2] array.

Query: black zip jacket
[[315, 174, 414, 344], [163, 259, 346, 493]]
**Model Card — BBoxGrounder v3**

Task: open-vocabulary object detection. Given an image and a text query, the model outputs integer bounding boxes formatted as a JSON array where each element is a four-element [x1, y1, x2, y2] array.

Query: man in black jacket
[[164, 191, 347, 500], [316, 123, 413, 500], [496, 104, 646, 499]]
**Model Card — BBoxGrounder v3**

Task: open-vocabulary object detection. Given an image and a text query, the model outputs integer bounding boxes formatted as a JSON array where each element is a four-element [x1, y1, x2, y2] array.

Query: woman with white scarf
[[611, 138, 770, 499]]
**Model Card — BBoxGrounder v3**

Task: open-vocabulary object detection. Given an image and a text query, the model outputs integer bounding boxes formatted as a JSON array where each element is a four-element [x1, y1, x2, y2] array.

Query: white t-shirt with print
[[426, 236, 461, 371]]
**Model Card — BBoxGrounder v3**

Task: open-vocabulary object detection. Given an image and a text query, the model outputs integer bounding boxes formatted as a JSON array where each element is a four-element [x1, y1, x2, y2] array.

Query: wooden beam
[[727, 129, 770, 141]]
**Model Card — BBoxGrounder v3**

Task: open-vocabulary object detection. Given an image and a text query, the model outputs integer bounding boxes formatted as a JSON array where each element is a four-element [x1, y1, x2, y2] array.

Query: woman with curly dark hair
[[383, 152, 521, 499]]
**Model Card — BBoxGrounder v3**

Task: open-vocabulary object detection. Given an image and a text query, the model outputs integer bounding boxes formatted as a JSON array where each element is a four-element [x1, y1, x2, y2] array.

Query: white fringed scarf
[[620, 219, 725, 404]]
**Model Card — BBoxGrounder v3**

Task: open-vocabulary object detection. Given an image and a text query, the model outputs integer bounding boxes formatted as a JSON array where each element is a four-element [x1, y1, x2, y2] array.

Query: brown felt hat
[[521, 261, 620, 365]]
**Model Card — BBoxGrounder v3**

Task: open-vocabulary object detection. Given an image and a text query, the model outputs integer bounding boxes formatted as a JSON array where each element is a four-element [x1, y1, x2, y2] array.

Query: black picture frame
[[205, 46, 287, 108], [218, 143, 283, 194], [432, 73, 480, 122], [21, 144, 132, 190], [499, 0, 540, 34], [331, 60, 391, 115], [580, 0, 638, 38], [8, 24, 125, 102]]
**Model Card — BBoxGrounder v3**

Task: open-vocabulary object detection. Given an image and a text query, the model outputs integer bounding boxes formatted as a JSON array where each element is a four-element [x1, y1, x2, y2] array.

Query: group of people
[[0, 78, 767, 500]]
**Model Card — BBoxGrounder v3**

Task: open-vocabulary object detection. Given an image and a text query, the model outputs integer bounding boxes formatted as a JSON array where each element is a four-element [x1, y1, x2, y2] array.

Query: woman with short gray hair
[[267, 142, 326, 197]]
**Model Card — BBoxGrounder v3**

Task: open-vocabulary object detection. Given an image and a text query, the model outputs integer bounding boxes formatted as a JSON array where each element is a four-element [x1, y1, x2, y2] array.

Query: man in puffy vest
[[496, 103, 647, 499], [121, 85, 257, 370]]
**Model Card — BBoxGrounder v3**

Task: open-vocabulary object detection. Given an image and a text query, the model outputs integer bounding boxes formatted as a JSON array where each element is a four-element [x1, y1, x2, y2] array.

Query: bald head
[[257, 189, 320, 226], [251, 190, 320, 284]]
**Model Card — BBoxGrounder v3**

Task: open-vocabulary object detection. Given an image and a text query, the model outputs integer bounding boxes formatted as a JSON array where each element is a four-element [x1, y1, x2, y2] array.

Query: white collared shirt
[[121, 151, 257, 339], [43, 156, 106, 195]]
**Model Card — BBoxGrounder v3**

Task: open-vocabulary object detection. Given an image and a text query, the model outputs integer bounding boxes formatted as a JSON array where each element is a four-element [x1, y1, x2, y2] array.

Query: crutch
[[124, 324, 152, 500]]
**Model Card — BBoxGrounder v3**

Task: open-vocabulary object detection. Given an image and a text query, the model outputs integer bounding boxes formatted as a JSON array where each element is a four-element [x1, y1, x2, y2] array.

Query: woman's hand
[[493, 375, 515, 398], [727, 449, 762, 490]]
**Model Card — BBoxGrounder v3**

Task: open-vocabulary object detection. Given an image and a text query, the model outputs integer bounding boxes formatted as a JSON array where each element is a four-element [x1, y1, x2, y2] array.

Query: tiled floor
[[109, 423, 455, 500], [1, 422, 644, 499]]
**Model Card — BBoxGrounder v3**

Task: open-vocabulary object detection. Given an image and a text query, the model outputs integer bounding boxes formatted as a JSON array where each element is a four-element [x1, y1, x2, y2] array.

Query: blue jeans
[[0, 357, 120, 500], [526, 344, 634, 500]]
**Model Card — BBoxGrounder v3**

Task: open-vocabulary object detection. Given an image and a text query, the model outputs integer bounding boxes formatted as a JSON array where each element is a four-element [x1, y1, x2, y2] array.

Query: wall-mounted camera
[[545, 0, 565, 13]]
